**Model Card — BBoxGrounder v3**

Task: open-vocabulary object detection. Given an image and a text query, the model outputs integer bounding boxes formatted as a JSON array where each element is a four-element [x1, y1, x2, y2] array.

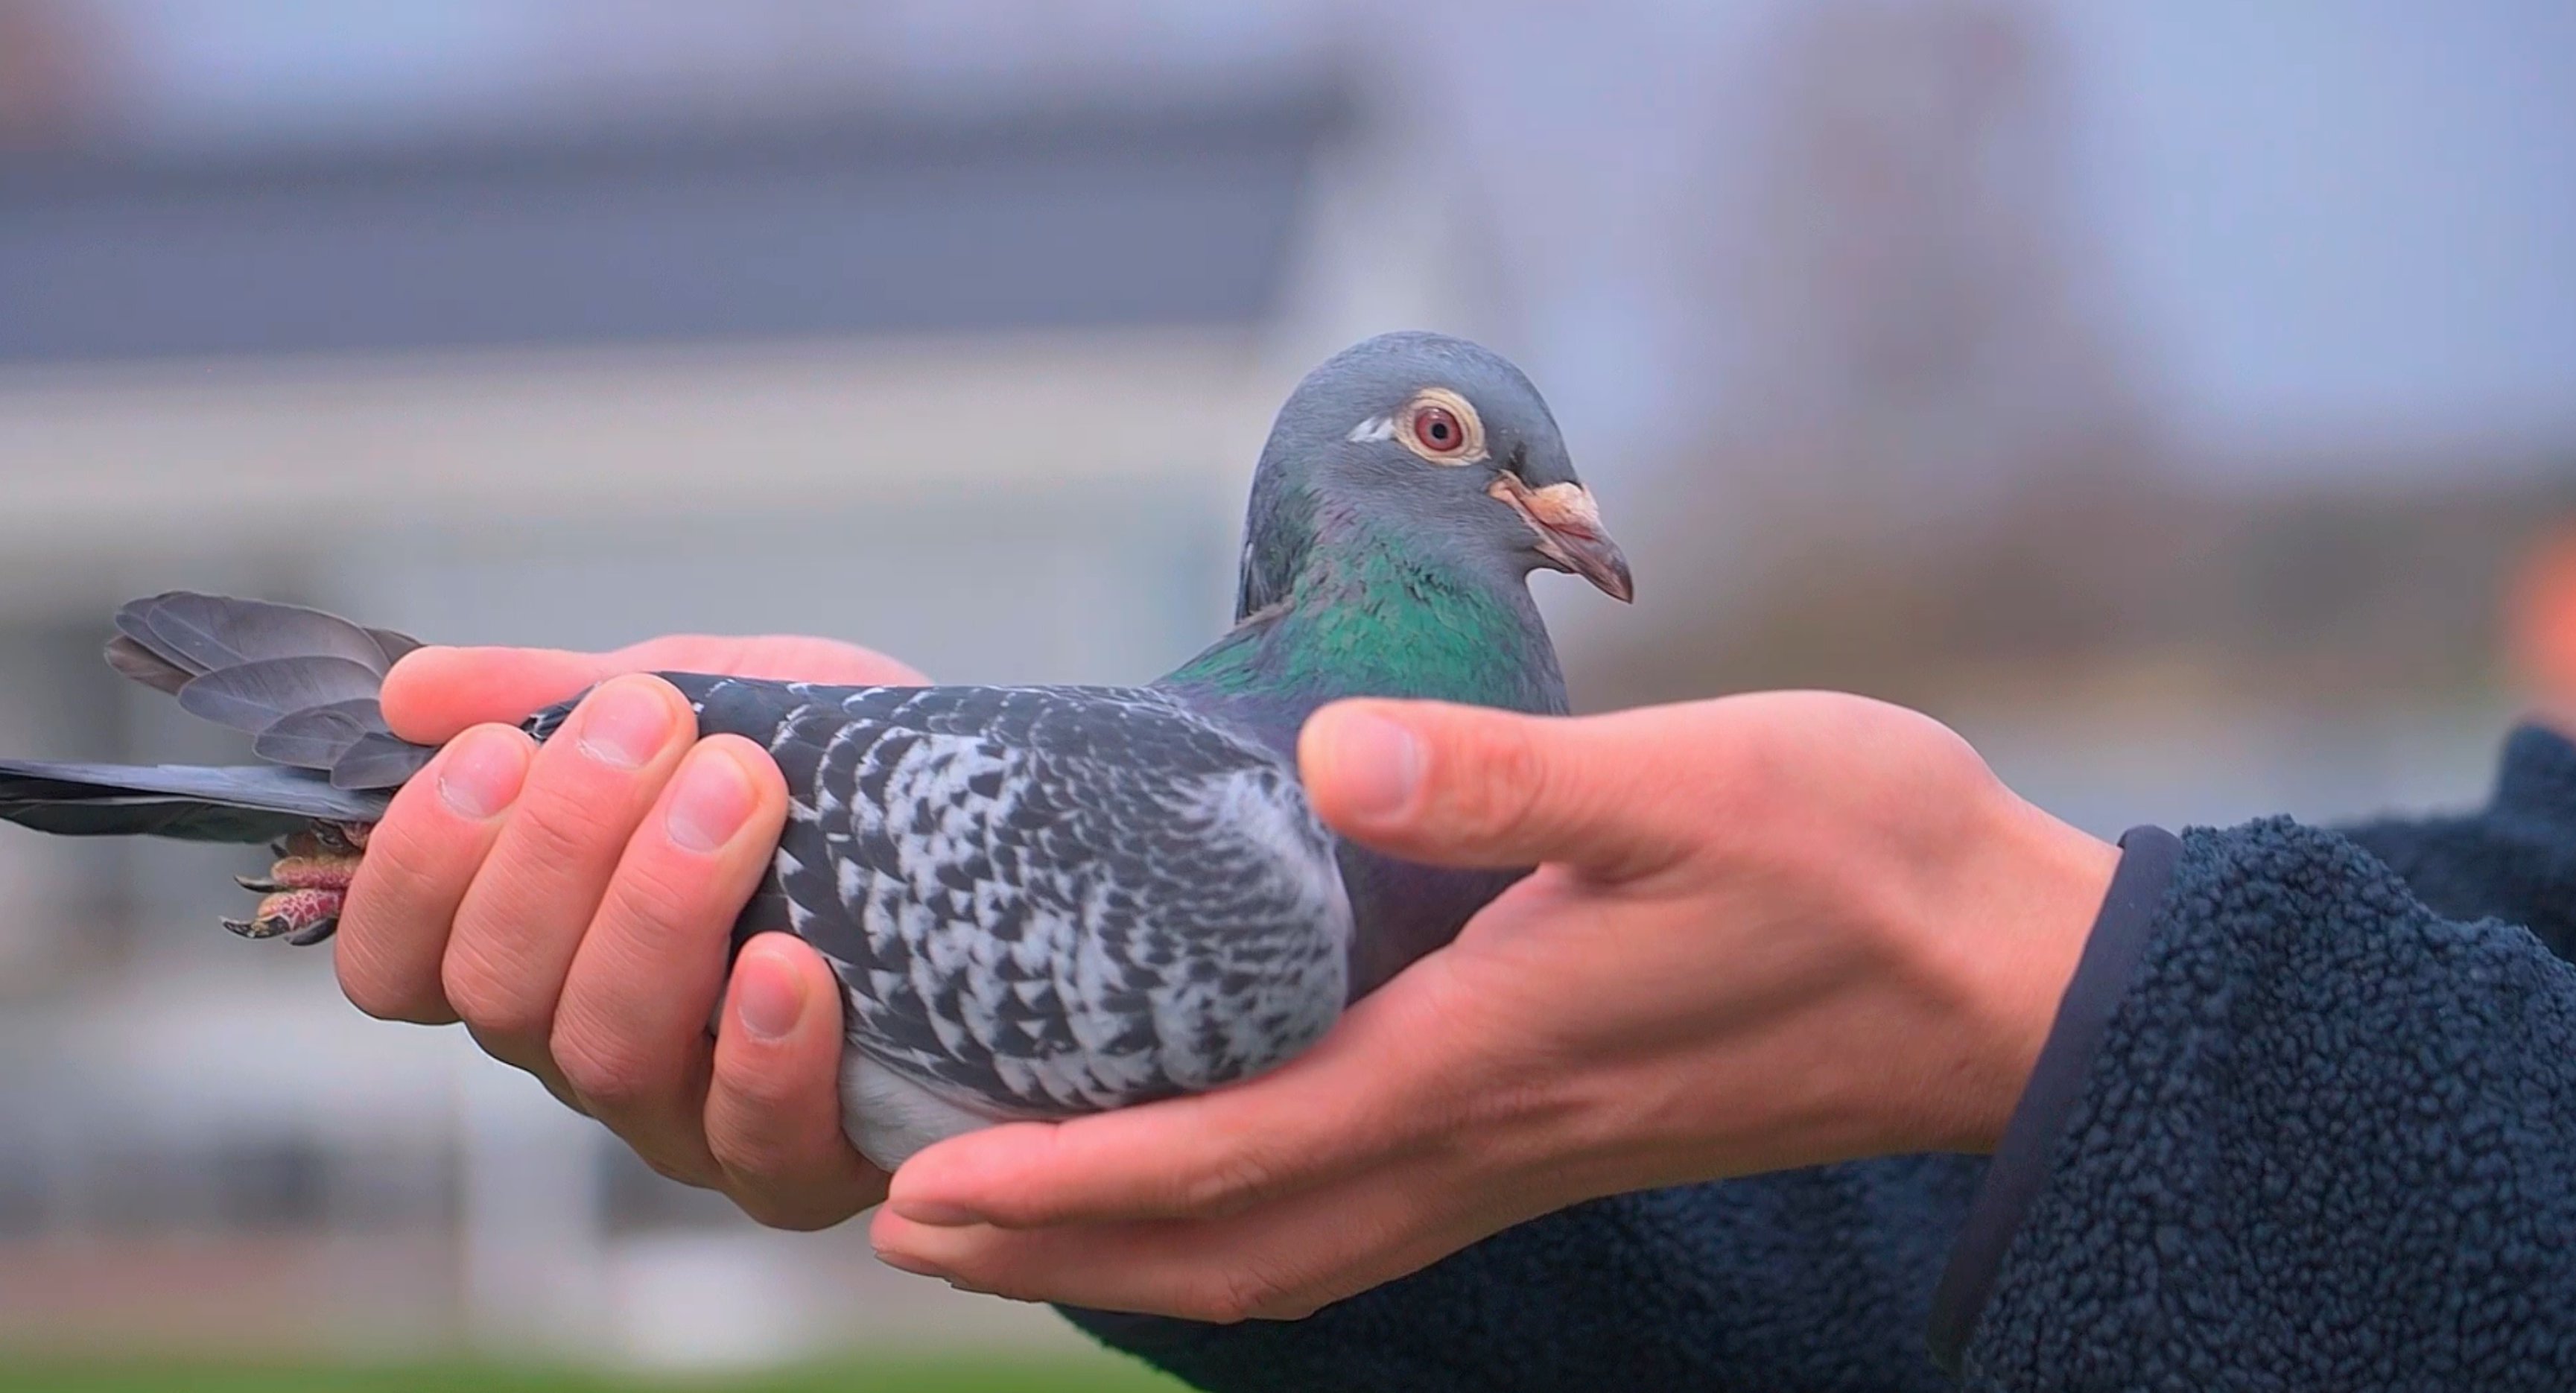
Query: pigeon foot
[[221, 822, 372, 946]]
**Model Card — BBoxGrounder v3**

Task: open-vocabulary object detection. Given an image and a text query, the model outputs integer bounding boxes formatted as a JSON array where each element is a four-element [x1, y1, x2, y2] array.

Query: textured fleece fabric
[[1061, 725, 2576, 1391]]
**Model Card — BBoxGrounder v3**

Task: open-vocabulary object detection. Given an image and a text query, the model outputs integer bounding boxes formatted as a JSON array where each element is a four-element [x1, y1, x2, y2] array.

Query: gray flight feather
[[328, 731, 435, 790], [118, 592, 397, 676], [365, 628, 425, 667], [0, 761, 387, 841], [104, 634, 196, 695], [177, 656, 388, 734], [251, 698, 389, 771]]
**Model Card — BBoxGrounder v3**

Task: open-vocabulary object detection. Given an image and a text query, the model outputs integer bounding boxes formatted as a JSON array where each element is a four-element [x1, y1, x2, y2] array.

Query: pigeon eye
[[1395, 390, 1485, 465], [1412, 405, 1465, 454]]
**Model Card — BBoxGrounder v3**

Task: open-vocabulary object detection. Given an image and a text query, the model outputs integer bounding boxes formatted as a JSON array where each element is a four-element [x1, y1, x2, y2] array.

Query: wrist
[[1900, 790, 2119, 1155]]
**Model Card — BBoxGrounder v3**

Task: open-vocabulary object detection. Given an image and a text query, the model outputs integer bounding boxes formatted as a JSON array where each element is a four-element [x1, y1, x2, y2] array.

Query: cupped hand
[[334, 632, 922, 1229], [866, 692, 2119, 1321]]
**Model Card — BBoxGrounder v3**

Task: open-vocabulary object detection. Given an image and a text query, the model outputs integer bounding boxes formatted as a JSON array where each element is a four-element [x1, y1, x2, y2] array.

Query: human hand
[[334, 632, 923, 1228], [868, 692, 2119, 1320]]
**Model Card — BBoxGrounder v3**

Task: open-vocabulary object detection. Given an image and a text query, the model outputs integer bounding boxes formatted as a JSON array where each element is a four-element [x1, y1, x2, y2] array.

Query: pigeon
[[0, 331, 1632, 1167]]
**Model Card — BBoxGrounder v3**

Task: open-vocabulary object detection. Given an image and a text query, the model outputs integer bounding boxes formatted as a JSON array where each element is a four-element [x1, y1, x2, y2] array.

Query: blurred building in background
[[0, 0, 2569, 1371]]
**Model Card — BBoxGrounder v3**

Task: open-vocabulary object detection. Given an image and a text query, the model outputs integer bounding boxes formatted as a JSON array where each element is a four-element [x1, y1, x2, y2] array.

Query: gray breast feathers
[[743, 682, 1353, 1123]]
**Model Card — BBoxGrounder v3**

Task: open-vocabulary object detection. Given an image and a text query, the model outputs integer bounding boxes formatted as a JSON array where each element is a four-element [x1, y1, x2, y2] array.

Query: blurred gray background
[[0, 0, 2571, 1379]]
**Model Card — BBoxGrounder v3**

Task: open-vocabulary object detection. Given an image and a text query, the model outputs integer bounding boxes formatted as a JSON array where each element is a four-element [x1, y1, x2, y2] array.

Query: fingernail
[[438, 729, 529, 820], [1325, 709, 1421, 817], [733, 946, 805, 1041], [667, 748, 755, 853], [872, 1245, 955, 1281], [577, 677, 675, 770]]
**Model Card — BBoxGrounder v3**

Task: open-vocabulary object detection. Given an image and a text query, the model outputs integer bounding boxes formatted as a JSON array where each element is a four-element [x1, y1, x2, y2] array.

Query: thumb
[[1298, 699, 1684, 877]]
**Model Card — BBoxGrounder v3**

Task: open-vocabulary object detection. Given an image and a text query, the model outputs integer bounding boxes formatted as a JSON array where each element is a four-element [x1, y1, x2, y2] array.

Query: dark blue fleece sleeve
[[1957, 816, 2576, 1388], [1067, 727, 2576, 1392]]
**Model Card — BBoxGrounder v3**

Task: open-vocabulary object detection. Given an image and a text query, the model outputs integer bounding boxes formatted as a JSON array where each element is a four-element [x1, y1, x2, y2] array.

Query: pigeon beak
[[1490, 476, 1635, 603]]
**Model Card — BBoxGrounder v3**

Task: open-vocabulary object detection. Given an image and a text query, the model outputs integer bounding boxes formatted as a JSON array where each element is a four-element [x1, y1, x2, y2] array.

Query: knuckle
[[705, 1123, 787, 1184], [1195, 1264, 1297, 1326], [530, 1068, 594, 1120], [330, 927, 400, 1014], [707, 1119, 854, 1217], [710, 1126, 881, 1231], [335, 954, 441, 1024], [1179, 1146, 1286, 1217], [440, 941, 548, 1042], [1450, 717, 1550, 840], [603, 850, 712, 935], [635, 1147, 721, 1192], [727, 1187, 799, 1230], [506, 790, 623, 874], [711, 1053, 802, 1117], [333, 966, 396, 1021], [551, 1029, 659, 1114], [705, 1086, 807, 1181], [714, 1006, 834, 1113]]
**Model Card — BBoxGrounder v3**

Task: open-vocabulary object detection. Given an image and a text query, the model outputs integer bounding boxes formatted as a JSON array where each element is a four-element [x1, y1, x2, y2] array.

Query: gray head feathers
[[1234, 331, 1611, 618]]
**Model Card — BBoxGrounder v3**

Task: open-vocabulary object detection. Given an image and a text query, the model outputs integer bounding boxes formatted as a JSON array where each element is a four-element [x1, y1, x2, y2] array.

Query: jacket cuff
[[1924, 824, 2183, 1374]]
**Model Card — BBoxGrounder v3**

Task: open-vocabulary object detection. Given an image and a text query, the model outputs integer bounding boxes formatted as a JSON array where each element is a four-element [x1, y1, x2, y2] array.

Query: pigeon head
[[1236, 332, 1634, 618]]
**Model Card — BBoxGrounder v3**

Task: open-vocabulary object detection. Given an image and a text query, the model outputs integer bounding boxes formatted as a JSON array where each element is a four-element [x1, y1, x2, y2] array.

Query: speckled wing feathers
[[647, 676, 1355, 1122]]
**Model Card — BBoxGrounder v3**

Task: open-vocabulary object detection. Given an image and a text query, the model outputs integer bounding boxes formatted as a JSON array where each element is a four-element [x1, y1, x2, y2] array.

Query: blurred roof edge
[[0, 80, 1362, 365], [0, 77, 1357, 188]]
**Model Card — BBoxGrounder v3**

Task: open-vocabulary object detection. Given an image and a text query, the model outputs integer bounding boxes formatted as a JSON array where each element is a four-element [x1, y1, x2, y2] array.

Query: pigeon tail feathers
[[0, 593, 431, 846]]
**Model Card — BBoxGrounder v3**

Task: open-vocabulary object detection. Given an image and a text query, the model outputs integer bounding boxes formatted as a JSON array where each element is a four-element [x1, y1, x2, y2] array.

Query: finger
[[336, 725, 535, 1024], [381, 636, 929, 744], [872, 1148, 1508, 1324], [380, 646, 622, 743], [441, 674, 695, 1082], [548, 737, 790, 1187], [614, 634, 930, 686], [706, 933, 890, 1229], [1298, 699, 1692, 878], [885, 961, 1482, 1230]]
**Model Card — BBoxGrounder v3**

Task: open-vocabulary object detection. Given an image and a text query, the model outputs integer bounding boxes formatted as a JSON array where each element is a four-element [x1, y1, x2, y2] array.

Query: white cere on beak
[[1521, 480, 1606, 537]]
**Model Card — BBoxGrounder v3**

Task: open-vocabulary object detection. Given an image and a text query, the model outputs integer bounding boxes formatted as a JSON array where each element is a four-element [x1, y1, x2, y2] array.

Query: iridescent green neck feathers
[[1164, 503, 1567, 726]]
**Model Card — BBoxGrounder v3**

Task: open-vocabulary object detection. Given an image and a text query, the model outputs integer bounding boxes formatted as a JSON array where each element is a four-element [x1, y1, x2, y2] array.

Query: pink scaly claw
[[222, 822, 372, 946]]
